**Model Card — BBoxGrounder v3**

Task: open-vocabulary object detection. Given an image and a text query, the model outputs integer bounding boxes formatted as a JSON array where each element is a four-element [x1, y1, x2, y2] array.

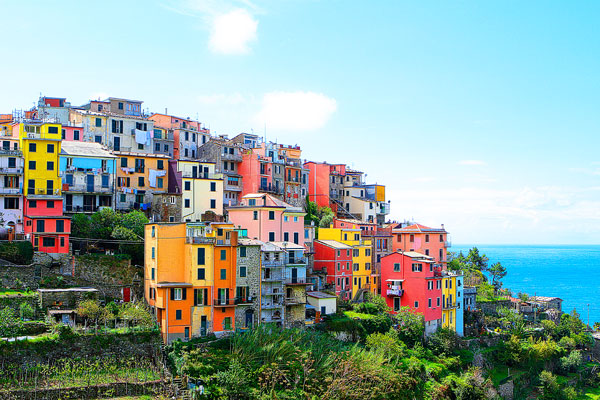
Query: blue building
[[456, 274, 464, 336], [59, 141, 117, 214]]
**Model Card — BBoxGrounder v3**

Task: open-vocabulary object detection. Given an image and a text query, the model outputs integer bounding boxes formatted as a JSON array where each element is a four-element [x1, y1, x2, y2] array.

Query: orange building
[[145, 222, 238, 343]]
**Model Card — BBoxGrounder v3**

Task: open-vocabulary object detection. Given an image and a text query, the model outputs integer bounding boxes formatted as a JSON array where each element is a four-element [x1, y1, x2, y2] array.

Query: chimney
[[441, 224, 445, 230]]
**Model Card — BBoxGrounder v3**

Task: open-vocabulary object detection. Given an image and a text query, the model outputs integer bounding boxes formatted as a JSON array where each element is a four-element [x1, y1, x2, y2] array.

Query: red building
[[313, 240, 353, 300], [380, 251, 442, 335], [23, 198, 71, 253], [391, 223, 450, 267], [303, 161, 346, 209]]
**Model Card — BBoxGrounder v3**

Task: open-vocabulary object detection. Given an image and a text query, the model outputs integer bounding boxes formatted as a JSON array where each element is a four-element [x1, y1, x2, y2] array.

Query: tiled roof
[[315, 240, 352, 250], [61, 141, 117, 158], [392, 223, 446, 233]]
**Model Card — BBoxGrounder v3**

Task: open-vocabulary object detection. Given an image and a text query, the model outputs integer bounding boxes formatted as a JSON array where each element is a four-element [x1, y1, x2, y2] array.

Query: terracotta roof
[[392, 223, 446, 233]]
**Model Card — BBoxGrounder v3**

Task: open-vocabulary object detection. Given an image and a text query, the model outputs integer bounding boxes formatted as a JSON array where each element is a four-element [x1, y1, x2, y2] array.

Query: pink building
[[391, 223, 450, 266], [238, 149, 277, 196], [61, 125, 85, 141], [227, 193, 305, 245]]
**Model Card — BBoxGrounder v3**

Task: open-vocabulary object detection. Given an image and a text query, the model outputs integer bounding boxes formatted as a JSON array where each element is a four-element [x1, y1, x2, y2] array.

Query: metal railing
[[65, 205, 101, 213], [63, 184, 112, 193], [185, 236, 215, 244], [287, 257, 307, 265], [284, 277, 307, 285], [0, 187, 21, 194], [261, 302, 284, 309], [258, 184, 283, 195], [262, 259, 285, 267], [181, 171, 223, 180], [0, 149, 22, 156], [285, 297, 306, 305], [386, 288, 404, 296], [262, 274, 284, 282], [213, 298, 236, 306]]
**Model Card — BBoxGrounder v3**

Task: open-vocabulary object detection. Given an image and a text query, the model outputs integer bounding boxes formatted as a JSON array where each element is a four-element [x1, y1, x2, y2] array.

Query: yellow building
[[319, 227, 373, 298], [177, 161, 224, 221], [69, 109, 108, 143], [442, 274, 457, 331], [17, 122, 62, 196]]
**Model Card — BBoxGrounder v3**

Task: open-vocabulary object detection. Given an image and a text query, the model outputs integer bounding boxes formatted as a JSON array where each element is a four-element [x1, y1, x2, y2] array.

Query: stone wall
[[235, 243, 261, 328], [73, 254, 143, 300], [0, 294, 39, 316], [38, 288, 99, 310], [0, 264, 74, 290], [479, 300, 512, 316]]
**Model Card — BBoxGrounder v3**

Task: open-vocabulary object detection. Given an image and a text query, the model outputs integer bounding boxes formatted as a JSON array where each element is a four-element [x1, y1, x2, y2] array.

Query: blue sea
[[453, 245, 600, 325]]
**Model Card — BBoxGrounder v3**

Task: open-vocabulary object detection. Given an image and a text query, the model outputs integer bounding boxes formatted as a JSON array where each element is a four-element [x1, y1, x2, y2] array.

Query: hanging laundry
[[135, 129, 147, 145]]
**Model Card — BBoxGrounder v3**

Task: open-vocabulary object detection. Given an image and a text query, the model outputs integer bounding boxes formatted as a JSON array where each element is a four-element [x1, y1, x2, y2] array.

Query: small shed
[[306, 291, 337, 316]]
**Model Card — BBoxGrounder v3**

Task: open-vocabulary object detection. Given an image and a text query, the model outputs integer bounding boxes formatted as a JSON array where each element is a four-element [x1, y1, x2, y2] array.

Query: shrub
[[0, 241, 33, 265], [559, 350, 582, 374]]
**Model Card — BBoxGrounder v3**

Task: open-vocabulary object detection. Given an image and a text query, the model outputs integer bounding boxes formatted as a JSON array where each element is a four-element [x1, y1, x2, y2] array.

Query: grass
[[0, 288, 35, 297], [487, 364, 526, 386], [344, 310, 376, 320], [577, 387, 600, 399]]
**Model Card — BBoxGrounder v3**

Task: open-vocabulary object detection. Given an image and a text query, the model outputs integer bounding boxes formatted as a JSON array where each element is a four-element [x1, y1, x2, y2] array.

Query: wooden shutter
[[182, 288, 187, 300], [170, 288, 175, 300]]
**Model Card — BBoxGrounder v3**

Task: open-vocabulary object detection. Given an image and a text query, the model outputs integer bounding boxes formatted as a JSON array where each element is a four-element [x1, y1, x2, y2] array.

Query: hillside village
[[0, 95, 598, 399]]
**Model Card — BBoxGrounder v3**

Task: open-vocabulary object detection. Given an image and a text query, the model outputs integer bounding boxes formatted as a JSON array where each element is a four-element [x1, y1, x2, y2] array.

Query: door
[[245, 309, 253, 328], [291, 268, 298, 284], [321, 306, 326, 315], [65, 194, 73, 212], [122, 287, 131, 302], [192, 166, 198, 178], [113, 136, 120, 151], [86, 174, 94, 192], [200, 316, 207, 336], [46, 180, 54, 195], [61, 314, 71, 325]]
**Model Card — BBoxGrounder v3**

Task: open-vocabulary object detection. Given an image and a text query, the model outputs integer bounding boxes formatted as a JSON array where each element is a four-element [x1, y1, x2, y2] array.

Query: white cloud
[[458, 160, 487, 166], [255, 91, 337, 131], [209, 8, 258, 55]]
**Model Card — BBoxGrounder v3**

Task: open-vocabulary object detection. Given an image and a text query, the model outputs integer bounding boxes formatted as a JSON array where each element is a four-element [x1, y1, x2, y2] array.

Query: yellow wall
[[442, 276, 457, 331], [116, 154, 169, 191], [179, 161, 224, 221], [375, 185, 385, 202], [18, 123, 62, 195]]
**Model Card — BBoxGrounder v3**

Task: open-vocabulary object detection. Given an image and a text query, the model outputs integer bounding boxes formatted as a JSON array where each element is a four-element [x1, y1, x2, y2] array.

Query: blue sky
[[1, 0, 599, 244]]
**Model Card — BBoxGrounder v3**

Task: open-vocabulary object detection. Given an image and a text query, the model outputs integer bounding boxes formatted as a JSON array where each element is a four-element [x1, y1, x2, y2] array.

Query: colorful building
[[260, 241, 286, 326], [114, 151, 169, 212], [227, 193, 306, 245], [149, 113, 210, 160], [60, 141, 117, 213], [198, 136, 244, 206], [313, 240, 353, 299], [235, 237, 262, 329], [145, 222, 240, 343], [442, 271, 464, 336], [303, 161, 346, 209], [380, 251, 442, 336], [391, 223, 450, 267], [0, 130, 23, 236], [167, 160, 224, 221], [318, 226, 375, 299]]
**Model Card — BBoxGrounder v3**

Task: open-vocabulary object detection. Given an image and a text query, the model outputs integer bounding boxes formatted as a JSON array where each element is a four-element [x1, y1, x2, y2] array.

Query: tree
[[0, 307, 22, 338], [539, 370, 577, 400], [319, 206, 335, 228], [392, 307, 425, 346], [90, 208, 120, 239], [71, 213, 91, 238], [119, 301, 155, 329], [466, 248, 489, 272], [119, 210, 148, 239], [19, 302, 34, 320], [488, 262, 507, 293], [76, 299, 104, 332]]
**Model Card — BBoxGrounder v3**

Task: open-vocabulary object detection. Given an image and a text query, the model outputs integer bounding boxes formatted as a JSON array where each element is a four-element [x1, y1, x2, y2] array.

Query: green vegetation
[[304, 197, 335, 230], [0, 288, 36, 297], [0, 240, 33, 265]]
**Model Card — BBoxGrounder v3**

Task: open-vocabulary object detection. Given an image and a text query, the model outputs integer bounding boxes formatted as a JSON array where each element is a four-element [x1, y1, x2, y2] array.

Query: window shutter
[[204, 289, 209, 305], [170, 288, 175, 301], [193, 289, 198, 306], [182, 288, 187, 300], [226, 288, 230, 303], [119, 120, 123, 133]]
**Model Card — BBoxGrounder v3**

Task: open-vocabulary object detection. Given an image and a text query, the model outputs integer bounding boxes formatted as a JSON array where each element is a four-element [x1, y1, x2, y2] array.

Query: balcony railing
[[185, 236, 215, 244], [181, 171, 223, 180], [443, 302, 458, 310], [445, 241, 452, 248], [284, 277, 307, 285], [65, 205, 101, 213], [287, 257, 307, 265], [225, 183, 242, 192], [261, 316, 283, 323], [261, 302, 284, 309], [262, 259, 285, 267], [262, 274, 284, 282], [63, 184, 112, 193], [286, 159, 302, 168], [222, 153, 242, 162], [261, 290, 284, 296], [258, 184, 283, 195], [386, 288, 403, 296], [285, 297, 306, 305], [0, 187, 22, 195], [0, 149, 22, 156], [234, 297, 254, 305], [0, 167, 23, 174], [213, 299, 236, 306], [215, 238, 231, 246]]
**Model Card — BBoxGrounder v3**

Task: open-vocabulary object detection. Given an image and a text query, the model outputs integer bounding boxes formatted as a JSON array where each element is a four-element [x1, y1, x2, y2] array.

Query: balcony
[[287, 257, 307, 265], [285, 297, 306, 305], [261, 316, 283, 323], [225, 183, 242, 192], [215, 238, 231, 246], [286, 159, 302, 168], [181, 171, 223, 180], [0, 149, 22, 157], [65, 205, 101, 213], [0, 166, 23, 174], [261, 290, 284, 296], [0, 187, 22, 195], [262, 259, 285, 267], [443, 302, 458, 310], [234, 297, 254, 305], [222, 153, 242, 162], [284, 277, 308, 285], [445, 241, 452, 248], [261, 302, 284, 309], [386, 288, 404, 296], [213, 299, 236, 307], [378, 202, 391, 215], [185, 236, 215, 244], [258, 184, 283, 195], [27, 188, 61, 197], [63, 184, 113, 193]]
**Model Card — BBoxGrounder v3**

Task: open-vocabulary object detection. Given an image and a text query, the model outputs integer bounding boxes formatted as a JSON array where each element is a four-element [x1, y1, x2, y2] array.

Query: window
[[425, 234, 429, 243], [223, 317, 232, 330], [284, 216, 288, 222], [184, 181, 191, 191], [437, 297, 440, 307], [8, 158, 15, 168], [365, 249, 371, 256], [353, 249, 359, 257], [248, 199, 256, 206], [220, 249, 227, 260], [138, 177, 144, 187], [95, 135, 102, 143], [47, 144, 54, 153], [365, 262, 371, 270], [410, 234, 414, 242], [197, 268, 205, 280], [428, 298, 432, 308], [42, 237, 55, 247], [175, 310, 182, 320], [412, 263, 423, 272], [184, 199, 190, 208], [48, 126, 58, 134], [157, 160, 164, 170], [95, 118, 102, 127], [157, 178, 163, 188], [440, 234, 444, 242], [134, 158, 145, 173], [172, 288, 184, 300], [353, 263, 359, 271], [394, 297, 401, 311], [197, 248, 205, 264], [253, 211, 258, 220], [36, 220, 45, 232], [414, 301, 419, 308], [293, 232, 299, 244], [210, 182, 216, 192], [73, 130, 80, 140], [121, 157, 127, 167], [45, 200, 54, 209], [151, 247, 155, 259], [239, 247, 247, 257], [210, 199, 216, 209], [138, 143, 144, 150], [337, 262, 340, 271], [29, 161, 36, 170], [102, 175, 109, 188], [268, 211, 275, 220], [425, 249, 429, 256], [47, 161, 54, 171], [239, 266, 247, 277], [268, 232, 275, 241], [220, 268, 226, 279], [118, 102, 124, 110], [3, 198, 18, 209], [283, 232, 289, 242]]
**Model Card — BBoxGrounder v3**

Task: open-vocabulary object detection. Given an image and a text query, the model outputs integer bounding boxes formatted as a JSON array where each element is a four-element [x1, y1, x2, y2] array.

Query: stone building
[[234, 238, 262, 329], [150, 193, 182, 222]]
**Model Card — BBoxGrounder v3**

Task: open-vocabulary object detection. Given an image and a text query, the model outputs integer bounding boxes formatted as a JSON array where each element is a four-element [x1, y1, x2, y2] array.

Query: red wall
[[314, 241, 353, 299]]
